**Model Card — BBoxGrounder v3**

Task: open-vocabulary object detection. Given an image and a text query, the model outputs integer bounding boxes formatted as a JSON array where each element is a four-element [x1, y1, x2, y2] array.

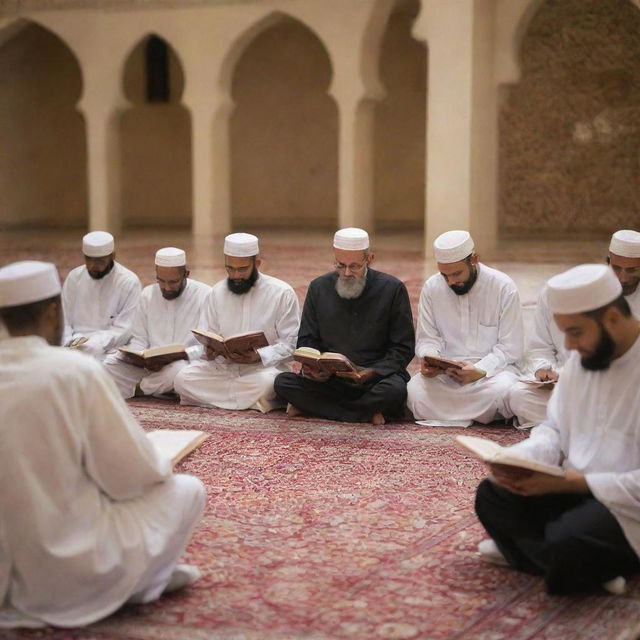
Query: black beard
[[450, 265, 478, 296], [581, 322, 616, 371], [227, 268, 259, 295], [88, 259, 115, 280], [161, 279, 187, 300]]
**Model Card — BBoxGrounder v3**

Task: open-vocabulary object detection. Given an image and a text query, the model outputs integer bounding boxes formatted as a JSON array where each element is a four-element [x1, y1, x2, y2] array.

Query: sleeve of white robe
[[119, 295, 150, 355], [61, 274, 75, 345], [527, 288, 561, 374], [415, 281, 445, 359], [85, 275, 142, 353], [81, 363, 172, 500], [256, 287, 300, 368], [473, 285, 524, 378]]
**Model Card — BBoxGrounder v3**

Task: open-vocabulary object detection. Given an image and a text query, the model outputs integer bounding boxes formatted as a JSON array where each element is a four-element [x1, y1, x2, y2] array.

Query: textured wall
[[500, 0, 640, 238], [0, 23, 87, 229]]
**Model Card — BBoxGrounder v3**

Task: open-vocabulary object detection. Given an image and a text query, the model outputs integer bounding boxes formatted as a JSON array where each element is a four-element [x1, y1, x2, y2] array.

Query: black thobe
[[274, 269, 415, 422]]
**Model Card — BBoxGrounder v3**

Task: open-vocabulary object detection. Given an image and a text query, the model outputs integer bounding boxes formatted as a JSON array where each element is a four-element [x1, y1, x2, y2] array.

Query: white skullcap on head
[[83, 231, 114, 258], [434, 230, 475, 264], [0, 261, 61, 308], [547, 264, 622, 314], [609, 229, 640, 258], [333, 228, 369, 251], [155, 247, 186, 267], [224, 233, 259, 257]]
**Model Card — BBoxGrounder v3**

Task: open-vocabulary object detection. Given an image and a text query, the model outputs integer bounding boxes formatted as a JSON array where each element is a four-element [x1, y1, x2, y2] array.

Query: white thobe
[[508, 334, 640, 560], [62, 262, 142, 361], [174, 273, 300, 411], [0, 337, 205, 629], [506, 285, 570, 425], [407, 263, 524, 423], [626, 287, 640, 318], [104, 279, 210, 398]]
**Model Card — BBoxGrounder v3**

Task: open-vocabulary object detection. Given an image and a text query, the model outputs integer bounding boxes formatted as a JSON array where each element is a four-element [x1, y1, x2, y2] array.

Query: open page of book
[[146, 429, 209, 466], [416, 419, 474, 428]]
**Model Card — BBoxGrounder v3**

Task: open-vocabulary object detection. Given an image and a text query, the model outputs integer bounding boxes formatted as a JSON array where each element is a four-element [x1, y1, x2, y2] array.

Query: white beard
[[335, 269, 367, 299]]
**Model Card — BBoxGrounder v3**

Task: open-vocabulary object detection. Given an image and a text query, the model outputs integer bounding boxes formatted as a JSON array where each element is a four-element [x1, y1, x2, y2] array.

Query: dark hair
[[0, 295, 60, 333], [584, 294, 631, 321]]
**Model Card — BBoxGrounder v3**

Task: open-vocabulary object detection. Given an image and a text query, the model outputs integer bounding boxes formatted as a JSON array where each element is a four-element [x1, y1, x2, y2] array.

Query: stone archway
[[120, 33, 192, 229], [0, 19, 86, 229], [229, 14, 338, 230]]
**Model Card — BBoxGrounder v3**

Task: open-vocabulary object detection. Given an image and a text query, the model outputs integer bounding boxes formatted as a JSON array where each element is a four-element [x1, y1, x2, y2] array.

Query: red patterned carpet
[[3, 230, 640, 639]]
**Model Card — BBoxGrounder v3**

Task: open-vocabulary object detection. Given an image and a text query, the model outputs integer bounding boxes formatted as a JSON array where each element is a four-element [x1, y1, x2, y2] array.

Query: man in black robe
[[274, 228, 415, 424]]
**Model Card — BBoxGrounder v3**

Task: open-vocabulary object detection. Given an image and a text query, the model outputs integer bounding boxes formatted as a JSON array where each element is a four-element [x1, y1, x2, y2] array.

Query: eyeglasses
[[334, 260, 368, 272]]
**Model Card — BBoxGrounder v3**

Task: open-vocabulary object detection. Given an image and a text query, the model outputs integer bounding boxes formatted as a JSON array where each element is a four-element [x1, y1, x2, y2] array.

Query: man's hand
[[302, 364, 331, 382], [447, 363, 486, 386], [535, 368, 559, 383], [66, 336, 88, 348], [420, 360, 442, 378], [489, 465, 588, 496], [335, 368, 376, 385], [226, 349, 261, 365]]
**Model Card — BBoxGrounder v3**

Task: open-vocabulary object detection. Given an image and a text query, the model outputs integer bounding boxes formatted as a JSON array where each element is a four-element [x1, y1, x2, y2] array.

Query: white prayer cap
[[155, 247, 186, 267], [83, 231, 114, 257], [224, 233, 259, 257], [0, 261, 61, 308], [433, 230, 475, 264], [609, 229, 640, 258], [547, 264, 622, 314], [333, 228, 369, 251]]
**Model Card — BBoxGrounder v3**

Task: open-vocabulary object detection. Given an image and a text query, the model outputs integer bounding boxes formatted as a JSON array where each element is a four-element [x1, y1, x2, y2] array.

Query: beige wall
[[500, 0, 640, 238], [230, 17, 338, 230], [373, 0, 426, 231], [0, 22, 87, 229]]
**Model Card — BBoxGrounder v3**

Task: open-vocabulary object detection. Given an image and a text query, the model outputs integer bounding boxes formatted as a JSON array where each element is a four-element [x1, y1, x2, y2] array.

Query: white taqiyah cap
[[547, 264, 622, 314], [83, 231, 114, 258], [434, 230, 475, 264], [333, 228, 369, 251], [0, 261, 61, 308], [155, 247, 186, 267], [609, 229, 640, 258], [224, 233, 259, 257]]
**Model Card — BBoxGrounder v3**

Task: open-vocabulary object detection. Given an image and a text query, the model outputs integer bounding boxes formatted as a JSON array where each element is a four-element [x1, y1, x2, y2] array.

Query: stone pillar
[[415, 0, 498, 256]]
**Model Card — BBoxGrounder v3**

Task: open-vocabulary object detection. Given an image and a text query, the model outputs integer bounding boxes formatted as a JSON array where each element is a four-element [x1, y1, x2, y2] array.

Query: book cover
[[423, 355, 464, 370], [118, 344, 187, 368]]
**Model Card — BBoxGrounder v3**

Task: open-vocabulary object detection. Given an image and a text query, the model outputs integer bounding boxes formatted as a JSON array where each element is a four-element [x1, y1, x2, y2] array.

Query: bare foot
[[372, 412, 385, 426], [286, 403, 303, 417]]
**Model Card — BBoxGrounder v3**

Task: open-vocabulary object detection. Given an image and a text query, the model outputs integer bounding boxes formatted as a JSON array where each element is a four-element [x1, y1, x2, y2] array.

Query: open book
[[423, 355, 464, 370], [146, 429, 209, 466], [519, 376, 556, 389], [455, 435, 565, 476], [293, 347, 359, 374], [191, 329, 268, 356], [118, 344, 187, 368]]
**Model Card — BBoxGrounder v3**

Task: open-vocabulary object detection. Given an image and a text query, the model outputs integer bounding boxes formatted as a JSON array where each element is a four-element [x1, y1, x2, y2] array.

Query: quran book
[[146, 429, 209, 466], [118, 344, 187, 368], [423, 355, 464, 370], [519, 376, 556, 389], [455, 435, 565, 477], [293, 347, 359, 374], [191, 329, 268, 355]]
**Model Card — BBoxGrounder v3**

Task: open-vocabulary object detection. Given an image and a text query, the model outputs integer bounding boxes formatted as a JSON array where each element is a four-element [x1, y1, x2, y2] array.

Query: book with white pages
[[416, 419, 474, 428], [519, 376, 556, 389], [455, 435, 565, 476], [146, 429, 209, 466]]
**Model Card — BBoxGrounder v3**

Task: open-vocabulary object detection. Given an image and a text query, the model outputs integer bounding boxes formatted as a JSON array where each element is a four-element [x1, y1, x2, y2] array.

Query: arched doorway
[[500, 0, 640, 238], [230, 15, 338, 230], [120, 34, 192, 229], [374, 0, 427, 233], [0, 20, 86, 229]]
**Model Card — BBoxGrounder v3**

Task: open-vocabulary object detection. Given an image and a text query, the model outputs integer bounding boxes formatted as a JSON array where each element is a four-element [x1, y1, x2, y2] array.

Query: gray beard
[[335, 269, 367, 299]]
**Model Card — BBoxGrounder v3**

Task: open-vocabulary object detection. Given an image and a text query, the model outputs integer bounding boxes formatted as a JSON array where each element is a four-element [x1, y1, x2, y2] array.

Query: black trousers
[[475, 479, 640, 595], [274, 371, 407, 423]]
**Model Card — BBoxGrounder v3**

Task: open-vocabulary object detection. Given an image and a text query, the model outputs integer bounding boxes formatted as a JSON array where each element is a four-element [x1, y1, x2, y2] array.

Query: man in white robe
[[62, 231, 141, 361], [475, 264, 640, 595], [174, 233, 300, 412], [104, 247, 210, 399], [0, 261, 205, 629], [407, 230, 524, 423], [608, 229, 640, 316]]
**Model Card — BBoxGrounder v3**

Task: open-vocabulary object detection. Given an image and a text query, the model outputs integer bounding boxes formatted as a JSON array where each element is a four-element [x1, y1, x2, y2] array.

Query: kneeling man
[[174, 233, 300, 412], [104, 247, 210, 398], [274, 227, 415, 424], [407, 230, 524, 424], [475, 264, 640, 595]]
